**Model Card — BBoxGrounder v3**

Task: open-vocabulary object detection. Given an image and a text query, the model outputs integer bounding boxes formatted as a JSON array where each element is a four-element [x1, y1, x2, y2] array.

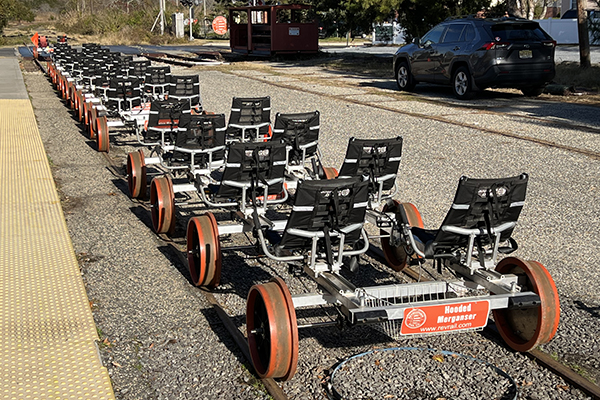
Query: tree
[[0, 0, 35, 34]]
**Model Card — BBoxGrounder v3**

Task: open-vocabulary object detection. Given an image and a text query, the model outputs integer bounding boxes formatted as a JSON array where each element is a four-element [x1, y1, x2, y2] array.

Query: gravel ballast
[[21, 56, 600, 400]]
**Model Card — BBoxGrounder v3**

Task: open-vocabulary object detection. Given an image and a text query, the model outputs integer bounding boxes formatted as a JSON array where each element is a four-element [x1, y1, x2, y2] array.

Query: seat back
[[173, 113, 227, 166], [131, 60, 151, 81], [145, 99, 191, 142], [107, 76, 142, 111], [217, 141, 286, 199], [144, 66, 171, 96], [338, 137, 403, 192], [432, 174, 529, 249], [168, 75, 202, 111], [226, 97, 271, 141], [272, 111, 319, 163], [280, 177, 369, 249]]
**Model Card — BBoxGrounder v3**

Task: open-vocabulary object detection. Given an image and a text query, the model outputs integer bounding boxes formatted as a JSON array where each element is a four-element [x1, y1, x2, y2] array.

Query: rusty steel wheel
[[150, 176, 175, 234], [127, 150, 147, 199], [77, 91, 85, 122], [96, 115, 109, 152], [88, 107, 97, 139], [68, 84, 76, 109], [186, 213, 221, 288], [322, 167, 339, 179], [380, 201, 424, 271], [247, 277, 298, 380], [492, 257, 560, 352]]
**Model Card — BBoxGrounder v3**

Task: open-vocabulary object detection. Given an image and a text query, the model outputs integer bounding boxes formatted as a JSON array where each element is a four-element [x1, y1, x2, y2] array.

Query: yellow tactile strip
[[0, 99, 115, 399]]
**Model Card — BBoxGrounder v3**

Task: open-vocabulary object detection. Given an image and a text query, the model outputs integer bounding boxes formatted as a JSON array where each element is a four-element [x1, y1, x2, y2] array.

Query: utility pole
[[577, 0, 591, 68]]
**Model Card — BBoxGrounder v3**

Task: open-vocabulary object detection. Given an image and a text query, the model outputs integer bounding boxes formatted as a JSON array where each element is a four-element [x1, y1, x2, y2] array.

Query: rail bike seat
[[172, 113, 227, 167], [107, 76, 142, 113], [404, 174, 528, 260], [130, 60, 151, 81], [144, 99, 191, 143], [211, 141, 287, 202], [226, 97, 271, 143], [272, 111, 320, 170], [144, 66, 171, 98], [168, 75, 202, 112], [338, 137, 403, 201], [276, 177, 369, 264]]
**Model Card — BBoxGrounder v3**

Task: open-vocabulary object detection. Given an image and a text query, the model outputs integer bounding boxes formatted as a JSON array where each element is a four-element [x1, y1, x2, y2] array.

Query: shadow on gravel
[[574, 300, 600, 318]]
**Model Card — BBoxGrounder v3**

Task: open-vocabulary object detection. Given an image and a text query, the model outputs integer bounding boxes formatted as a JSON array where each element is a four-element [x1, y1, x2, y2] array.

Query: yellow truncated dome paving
[[0, 98, 115, 399]]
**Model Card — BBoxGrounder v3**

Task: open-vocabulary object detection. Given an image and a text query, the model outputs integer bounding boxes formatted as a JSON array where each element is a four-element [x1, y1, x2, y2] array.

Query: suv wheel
[[521, 86, 545, 97], [452, 66, 475, 100], [395, 61, 416, 92]]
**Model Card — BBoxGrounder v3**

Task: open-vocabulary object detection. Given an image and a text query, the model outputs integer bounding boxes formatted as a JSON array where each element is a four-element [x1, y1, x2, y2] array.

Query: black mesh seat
[[215, 141, 287, 201], [144, 99, 191, 142], [107, 77, 142, 112], [338, 137, 403, 194], [130, 60, 151, 81], [144, 66, 171, 97], [168, 75, 202, 111], [272, 111, 319, 164], [277, 178, 369, 262], [409, 174, 528, 259], [226, 97, 271, 142], [172, 113, 227, 167]]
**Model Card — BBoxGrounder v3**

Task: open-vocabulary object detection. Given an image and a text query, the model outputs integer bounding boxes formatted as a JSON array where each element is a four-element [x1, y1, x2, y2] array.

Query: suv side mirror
[[413, 37, 421, 47]]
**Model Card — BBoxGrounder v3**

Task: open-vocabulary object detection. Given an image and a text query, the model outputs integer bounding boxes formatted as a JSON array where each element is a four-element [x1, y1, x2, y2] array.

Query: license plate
[[519, 50, 533, 59]]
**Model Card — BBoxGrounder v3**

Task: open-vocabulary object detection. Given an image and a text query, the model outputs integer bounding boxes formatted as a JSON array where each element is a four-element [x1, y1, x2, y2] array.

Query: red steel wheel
[[380, 201, 424, 271], [270, 277, 299, 381], [77, 91, 85, 122], [68, 84, 76, 109], [492, 257, 560, 352], [150, 176, 175, 234], [88, 107, 98, 139], [127, 150, 147, 199], [96, 115, 109, 152], [186, 213, 221, 288], [247, 278, 298, 380], [322, 167, 338, 179]]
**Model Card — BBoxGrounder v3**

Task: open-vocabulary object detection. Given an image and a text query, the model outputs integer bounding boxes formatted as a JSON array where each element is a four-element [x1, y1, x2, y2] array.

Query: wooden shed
[[229, 4, 319, 56]]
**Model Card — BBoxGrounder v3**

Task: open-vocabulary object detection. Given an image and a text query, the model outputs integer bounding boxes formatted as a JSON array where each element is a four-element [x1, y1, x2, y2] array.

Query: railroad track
[[27, 50, 600, 400], [225, 69, 600, 161]]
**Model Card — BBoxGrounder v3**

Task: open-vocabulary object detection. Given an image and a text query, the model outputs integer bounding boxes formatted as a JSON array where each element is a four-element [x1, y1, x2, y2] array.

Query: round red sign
[[212, 16, 228, 35]]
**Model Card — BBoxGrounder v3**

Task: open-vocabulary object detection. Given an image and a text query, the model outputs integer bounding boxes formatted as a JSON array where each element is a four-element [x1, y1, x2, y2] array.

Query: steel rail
[[231, 70, 600, 161]]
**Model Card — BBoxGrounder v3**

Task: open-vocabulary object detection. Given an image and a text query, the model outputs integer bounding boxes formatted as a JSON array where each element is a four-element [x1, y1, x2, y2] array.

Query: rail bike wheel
[[380, 201, 424, 271], [247, 277, 298, 380], [96, 115, 109, 152], [322, 167, 338, 179], [186, 213, 221, 288], [492, 257, 560, 352], [88, 107, 97, 139], [127, 150, 147, 199], [68, 84, 76, 109], [150, 176, 175, 234], [77, 91, 85, 122]]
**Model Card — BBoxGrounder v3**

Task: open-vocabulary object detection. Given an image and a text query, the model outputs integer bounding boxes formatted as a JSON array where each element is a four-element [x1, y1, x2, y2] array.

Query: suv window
[[442, 24, 466, 43], [491, 23, 551, 41], [459, 24, 475, 42], [422, 25, 446, 46]]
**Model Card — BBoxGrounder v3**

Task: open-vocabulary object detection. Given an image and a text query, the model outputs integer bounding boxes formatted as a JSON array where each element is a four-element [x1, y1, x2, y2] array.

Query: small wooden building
[[229, 4, 319, 56]]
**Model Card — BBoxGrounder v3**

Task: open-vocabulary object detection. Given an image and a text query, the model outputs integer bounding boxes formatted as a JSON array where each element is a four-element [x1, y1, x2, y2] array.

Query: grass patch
[[554, 62, 600, 90], [0, 35, 30, 46]]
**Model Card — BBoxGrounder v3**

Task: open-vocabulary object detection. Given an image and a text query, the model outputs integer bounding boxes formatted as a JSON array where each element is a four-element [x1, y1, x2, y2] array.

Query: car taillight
[[542, 40, 556, 47], [480, 41, 510, 50]]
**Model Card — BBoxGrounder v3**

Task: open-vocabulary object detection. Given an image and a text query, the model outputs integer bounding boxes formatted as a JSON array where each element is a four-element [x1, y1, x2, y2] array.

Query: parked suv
[[393, 17, 556, 99]]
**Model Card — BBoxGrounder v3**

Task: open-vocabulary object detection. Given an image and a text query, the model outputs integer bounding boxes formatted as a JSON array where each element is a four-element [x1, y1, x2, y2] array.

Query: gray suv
[[393, 17, 556, 99]]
